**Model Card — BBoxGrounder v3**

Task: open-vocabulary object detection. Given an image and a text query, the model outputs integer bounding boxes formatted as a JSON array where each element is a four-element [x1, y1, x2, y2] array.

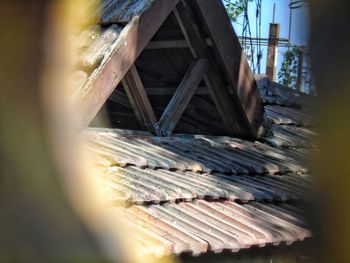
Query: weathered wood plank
[[174, 2, 250, 138], [122, 65, 158, 134], [77, 24, 123, 73], [266, 23, 280, 80], [157, 59, 209, 136], [192, 0, 265, 138], [78, 0, 179, 128]]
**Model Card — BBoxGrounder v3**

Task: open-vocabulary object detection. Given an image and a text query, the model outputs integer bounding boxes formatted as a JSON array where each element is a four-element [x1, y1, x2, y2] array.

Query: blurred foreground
[[1, 0, 350, 262]]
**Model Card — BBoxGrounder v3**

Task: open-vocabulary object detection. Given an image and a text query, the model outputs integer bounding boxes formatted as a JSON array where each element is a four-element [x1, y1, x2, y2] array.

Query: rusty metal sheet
[[99, 166, 311, 204], [115, 200, 311, 257]]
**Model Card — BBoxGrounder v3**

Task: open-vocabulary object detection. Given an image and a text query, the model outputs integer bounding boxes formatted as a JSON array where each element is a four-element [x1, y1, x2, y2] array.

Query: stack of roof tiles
[[83, 77, 315, 258]]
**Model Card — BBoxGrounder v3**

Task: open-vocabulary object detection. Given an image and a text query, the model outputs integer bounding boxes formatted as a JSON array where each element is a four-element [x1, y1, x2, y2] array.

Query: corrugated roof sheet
[[116, 200, 311, 257], [84, 131, 309, 174], [101, 166, 312, 204]]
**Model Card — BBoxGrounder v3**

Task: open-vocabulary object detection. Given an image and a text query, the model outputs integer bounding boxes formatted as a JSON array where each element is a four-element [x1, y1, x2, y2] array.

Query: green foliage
[[224, 0, 253, 22], [278, 46, 303, 88]]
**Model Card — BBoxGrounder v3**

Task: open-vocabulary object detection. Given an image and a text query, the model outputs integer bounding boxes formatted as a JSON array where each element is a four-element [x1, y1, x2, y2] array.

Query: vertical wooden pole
[[288, 0, 293, 46], [266, 23, 280, 80]]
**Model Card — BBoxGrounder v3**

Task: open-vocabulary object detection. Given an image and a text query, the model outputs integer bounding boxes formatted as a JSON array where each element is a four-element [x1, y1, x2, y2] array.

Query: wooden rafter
[[78, 0, 179, 128], [122, 65, 158, 134], [192, 0, 265, 137], [157, 59, 209, 136], [174, 2, 251, 138]]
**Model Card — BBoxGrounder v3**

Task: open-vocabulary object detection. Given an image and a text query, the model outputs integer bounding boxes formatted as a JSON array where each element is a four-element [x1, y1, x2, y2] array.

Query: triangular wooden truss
[[79, 0, 265, 139], [123, 59, 208, 136]]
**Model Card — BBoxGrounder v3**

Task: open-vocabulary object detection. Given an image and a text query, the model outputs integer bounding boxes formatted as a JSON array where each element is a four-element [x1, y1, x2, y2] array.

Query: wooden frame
[[192, 0, 265, 138], [174, 2, 251, 138], [78, 0, 179, 128], [78, 0, 265, 139]]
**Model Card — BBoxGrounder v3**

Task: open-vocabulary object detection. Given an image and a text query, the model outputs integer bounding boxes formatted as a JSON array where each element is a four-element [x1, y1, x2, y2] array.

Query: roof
[[115, 201, 311, 257], [82, 77, 315, 258], [72, 0, 316, 259]]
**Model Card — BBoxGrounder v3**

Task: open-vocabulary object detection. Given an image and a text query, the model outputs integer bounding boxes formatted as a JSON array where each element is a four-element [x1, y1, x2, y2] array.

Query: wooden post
[[296, 48, 304, 92], [266, 23, 280, 80]]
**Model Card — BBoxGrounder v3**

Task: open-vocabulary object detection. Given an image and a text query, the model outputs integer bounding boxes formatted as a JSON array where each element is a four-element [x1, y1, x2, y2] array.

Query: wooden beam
[[266, 23, 280, 80], [78, 0, 179, 128], [122, 65, 158, 134], [192, 0, 265, 138], [145, 39, 188, 50], [174, 2, 250, 138], [157, 59, 209, 136]]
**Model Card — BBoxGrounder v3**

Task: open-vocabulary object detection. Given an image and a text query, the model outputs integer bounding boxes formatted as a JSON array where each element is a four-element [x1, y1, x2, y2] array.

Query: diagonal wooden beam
[[192, 0, 265, 138], [174, 2, 251, 138], [78, 0, 179, 128], [122, 65, 159, 134], [157, 59, 209, 136]]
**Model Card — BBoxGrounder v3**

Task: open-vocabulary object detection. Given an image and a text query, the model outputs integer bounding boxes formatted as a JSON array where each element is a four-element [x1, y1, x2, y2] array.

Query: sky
[[230, 0, 310, 76]]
